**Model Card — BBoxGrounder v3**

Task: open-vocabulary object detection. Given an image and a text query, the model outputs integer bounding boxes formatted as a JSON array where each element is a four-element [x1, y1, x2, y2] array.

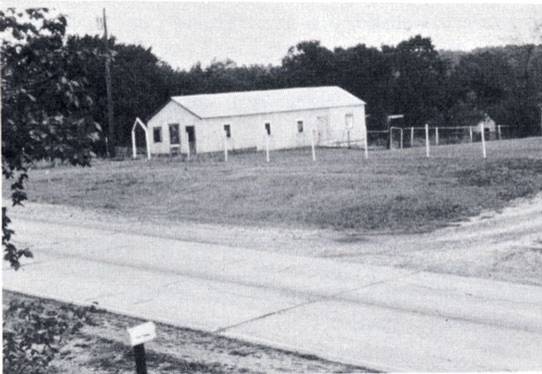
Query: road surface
[[3, 209, 542, 371]]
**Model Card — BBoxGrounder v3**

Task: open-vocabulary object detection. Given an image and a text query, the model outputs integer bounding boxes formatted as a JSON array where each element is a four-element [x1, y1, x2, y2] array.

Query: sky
[[9, 2, 542, 70]]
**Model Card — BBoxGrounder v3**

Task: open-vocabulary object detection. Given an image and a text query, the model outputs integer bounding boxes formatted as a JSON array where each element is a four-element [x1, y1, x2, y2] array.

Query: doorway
[[186, 126, 196, 154]]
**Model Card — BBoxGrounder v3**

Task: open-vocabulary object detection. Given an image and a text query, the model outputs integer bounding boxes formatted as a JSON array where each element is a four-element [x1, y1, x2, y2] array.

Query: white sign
[[126, 322, 156, 347]]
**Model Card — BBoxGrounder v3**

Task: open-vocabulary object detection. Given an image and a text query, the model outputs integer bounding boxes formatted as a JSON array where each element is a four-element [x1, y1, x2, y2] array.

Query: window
[[265, 122, 271, 136], [297, 120, 304, 133], [345, 114, 354, 129], [153, 127, 162, 143], [224, 124, 231, 138], [169, 123, 180, 145]]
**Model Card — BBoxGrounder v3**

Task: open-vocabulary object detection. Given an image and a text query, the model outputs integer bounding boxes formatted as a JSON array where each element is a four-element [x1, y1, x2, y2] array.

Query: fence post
[[145, 131, 151, 160], [224, 136, 228, 162], [469, 126, 473, 143], [265, 134, 270, 163], [410, 126, 414, 147], [347, 129, 351, 149], [497, 125, 502, 140], [311, 129, 316, 162], [425, 124, 430, 158], [364, 130, 369, 159], [131, 131, 137, 159], [388, 126, 392, 150], [435, 127, 439, 146], [186, 138, 191, 161], [400, 128, 404, 149], [480, 123, 487, 159]]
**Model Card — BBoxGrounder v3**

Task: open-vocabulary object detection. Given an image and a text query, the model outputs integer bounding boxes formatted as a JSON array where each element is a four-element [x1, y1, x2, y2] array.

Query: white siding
[[147, 101, 200, 154], [148, 101, 366, 155], [201, 105, 366, 152]]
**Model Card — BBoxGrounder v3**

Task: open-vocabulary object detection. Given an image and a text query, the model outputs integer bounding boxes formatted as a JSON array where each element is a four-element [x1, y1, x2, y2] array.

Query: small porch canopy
[[131, 117, 151, 160]]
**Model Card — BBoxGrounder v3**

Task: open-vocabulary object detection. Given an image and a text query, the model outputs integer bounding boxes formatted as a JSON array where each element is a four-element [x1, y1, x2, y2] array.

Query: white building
[[475, 114, 497, 133], [146, 86, 367, 155]]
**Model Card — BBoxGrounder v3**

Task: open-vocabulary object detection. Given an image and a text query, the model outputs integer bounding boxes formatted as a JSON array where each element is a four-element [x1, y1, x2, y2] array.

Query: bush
[[3, 298, 95, 373]]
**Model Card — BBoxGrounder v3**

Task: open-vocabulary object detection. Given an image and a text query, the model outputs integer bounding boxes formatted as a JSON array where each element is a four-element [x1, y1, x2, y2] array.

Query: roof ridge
[[171, 85, 343, 99]]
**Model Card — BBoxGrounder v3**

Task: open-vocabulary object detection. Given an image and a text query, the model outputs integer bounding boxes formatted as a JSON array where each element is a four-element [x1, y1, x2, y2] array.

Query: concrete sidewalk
[[4, 218, 542, 371]]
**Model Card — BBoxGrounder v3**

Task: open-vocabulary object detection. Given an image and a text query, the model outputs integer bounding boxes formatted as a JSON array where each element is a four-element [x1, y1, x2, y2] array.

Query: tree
[[281, 40, 336, 87], [383, 35, 448, 127], [1, 8, 101, 269], [333, 44, 393, 129]]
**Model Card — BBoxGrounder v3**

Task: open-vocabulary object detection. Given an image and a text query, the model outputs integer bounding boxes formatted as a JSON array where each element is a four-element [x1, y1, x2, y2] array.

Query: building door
[[186, 126, 196, 154], [169, 123, 180, 154], [316, 115, 330, 145]]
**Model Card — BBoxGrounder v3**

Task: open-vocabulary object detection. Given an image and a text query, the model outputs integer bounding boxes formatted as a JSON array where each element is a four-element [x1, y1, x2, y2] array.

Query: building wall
[[147, 101, 200, 154], [148, 101, 366, 154]]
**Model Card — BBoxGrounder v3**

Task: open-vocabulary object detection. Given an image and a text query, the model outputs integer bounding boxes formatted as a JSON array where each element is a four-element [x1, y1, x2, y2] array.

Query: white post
[[364, 131, 369, 160], [145, 130, 151, 160], [311, 129, 316, 162], [265, 135, 270, 163], [224, 136, 228, 162], [425, 124, 430, 158], [410, 126, 414, 147], [435, 127, 439, 145], [400, 128, 404, 149], [131, 130, 137, 159], [469, 126, 473, 143], [480, 123, 487, 159], [389, 127, 393, 150], [497, 125, 502, 140]]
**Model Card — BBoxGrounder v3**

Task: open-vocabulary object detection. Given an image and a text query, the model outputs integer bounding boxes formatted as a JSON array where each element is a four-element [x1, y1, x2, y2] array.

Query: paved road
[[4, 218, 542, 371]]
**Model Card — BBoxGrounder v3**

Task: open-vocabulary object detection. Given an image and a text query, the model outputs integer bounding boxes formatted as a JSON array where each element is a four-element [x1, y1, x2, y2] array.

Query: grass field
[[14, 137, 542, 233]]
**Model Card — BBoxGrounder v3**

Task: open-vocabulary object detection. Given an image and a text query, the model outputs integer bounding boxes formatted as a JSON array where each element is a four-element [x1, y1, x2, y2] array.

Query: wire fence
[[367, 124, 517, 150]]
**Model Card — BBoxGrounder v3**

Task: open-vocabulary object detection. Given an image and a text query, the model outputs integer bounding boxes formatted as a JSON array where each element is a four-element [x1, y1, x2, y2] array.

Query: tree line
[[64, 34, 542, 153]]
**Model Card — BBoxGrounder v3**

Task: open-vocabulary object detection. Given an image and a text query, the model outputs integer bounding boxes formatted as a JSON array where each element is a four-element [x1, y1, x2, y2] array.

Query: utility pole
[[103, 8, 115, 157]]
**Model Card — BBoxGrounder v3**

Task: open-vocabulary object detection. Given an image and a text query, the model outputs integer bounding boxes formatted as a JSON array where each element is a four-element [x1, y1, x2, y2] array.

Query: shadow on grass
[[317, 158, 542, 232]]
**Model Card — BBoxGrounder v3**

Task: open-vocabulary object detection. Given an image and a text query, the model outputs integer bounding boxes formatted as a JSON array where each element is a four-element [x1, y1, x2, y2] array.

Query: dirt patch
[[3, 291, 372, 373]]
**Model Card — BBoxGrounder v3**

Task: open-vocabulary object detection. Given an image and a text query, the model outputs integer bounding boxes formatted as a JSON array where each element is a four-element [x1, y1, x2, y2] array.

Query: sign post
[[127, 322, 156, 374]]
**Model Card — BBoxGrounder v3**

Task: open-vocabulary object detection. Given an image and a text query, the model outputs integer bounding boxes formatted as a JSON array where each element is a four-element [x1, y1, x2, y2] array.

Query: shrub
[[3, 298, 95, 373]]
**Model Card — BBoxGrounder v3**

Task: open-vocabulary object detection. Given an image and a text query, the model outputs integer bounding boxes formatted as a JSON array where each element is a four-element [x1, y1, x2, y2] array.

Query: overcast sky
[[10, 2, 542, 70]]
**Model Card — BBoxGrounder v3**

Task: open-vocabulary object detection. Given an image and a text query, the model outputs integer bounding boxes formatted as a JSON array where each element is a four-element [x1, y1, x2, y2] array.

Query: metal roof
[[170, 86, 365, 119]]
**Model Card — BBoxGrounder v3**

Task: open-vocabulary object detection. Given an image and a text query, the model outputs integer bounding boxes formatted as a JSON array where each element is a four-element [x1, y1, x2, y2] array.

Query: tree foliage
[[1, 8, 101, 268], [52, 32, 542, 149], [3, 298, 95, 374]]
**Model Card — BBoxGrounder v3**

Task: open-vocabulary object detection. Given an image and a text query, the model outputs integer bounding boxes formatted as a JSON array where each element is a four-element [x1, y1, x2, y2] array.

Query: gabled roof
[[170, 86, 365, 119]]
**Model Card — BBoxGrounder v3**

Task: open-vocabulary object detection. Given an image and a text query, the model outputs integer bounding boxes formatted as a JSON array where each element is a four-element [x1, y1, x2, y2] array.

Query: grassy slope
[[16, 137, 542, 233]]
